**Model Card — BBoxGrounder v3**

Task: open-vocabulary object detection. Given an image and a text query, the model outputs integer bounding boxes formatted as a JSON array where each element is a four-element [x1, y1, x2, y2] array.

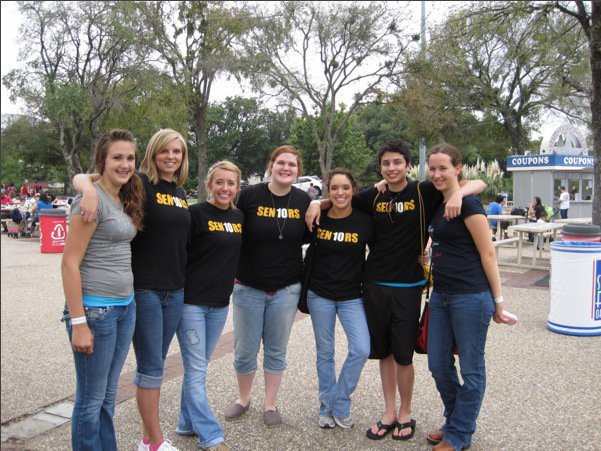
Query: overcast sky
[[0, 1, 452, 116], [0, 1, 572, 141]]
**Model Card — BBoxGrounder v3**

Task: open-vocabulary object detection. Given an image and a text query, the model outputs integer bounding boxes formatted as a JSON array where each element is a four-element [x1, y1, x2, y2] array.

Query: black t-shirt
[[354, 180, 442, 284], [308, 208, 374, 301], [236, 183, 311, 291], [184, 201, 244, 307], [131, 174, 191, 290], [429, 195, 490, 294]]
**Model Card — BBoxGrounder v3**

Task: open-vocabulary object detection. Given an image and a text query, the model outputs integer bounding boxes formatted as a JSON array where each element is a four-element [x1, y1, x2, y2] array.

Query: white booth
[[506, 124, 593, 217]]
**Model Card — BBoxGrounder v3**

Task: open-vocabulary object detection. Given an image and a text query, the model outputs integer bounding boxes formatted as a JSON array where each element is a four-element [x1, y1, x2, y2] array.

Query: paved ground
[[1, 234, 600, 450]]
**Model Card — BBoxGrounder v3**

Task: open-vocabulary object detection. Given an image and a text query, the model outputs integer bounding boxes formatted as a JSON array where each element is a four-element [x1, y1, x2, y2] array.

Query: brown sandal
[[427, 430, 444, 445]]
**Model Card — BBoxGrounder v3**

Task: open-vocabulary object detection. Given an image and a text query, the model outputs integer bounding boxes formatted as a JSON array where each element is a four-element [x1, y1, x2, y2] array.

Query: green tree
[[135, 1, 260, 200], [1, 116, 64, 187], [206, 96, 295, 179], [421, 1, 585, 154], [551, 0, 600, 224], [289, 109, 372, 188], [249, 1, 417, 182], [2, 2, 146, 186], [103, 69, 189, 165]]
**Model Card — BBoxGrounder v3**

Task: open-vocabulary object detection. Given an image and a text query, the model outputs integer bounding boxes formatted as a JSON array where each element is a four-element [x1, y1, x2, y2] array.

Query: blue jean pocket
[[84, 306, 113, 321]]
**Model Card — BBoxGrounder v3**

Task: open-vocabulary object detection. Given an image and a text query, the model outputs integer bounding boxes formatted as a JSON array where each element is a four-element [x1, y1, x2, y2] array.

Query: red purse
[[415, 302, 429, 354]]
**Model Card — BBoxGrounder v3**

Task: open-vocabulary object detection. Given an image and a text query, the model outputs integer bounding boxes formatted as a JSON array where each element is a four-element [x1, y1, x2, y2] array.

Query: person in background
[[425, 143, 513, 451], [306, 168, 374, 430], [61, 129, 144, 450], [0, 190, 11, 205], [74, 128, 191, 451], [535, 210, 549, 250], [175, 161, 244, 451], [30, 192, 53, 232], [307, 182, 319, 200], [224, 145, 311, 427], [20, 180, 30, 199], [527, 196, 544, 221], [558, 186, 570, 219], [306, 140, 486, 442], [486, 195, 508, 240]]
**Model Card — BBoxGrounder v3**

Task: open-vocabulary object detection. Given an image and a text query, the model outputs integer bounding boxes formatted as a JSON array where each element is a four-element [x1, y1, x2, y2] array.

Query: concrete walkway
[[1, 234, 600, 450]]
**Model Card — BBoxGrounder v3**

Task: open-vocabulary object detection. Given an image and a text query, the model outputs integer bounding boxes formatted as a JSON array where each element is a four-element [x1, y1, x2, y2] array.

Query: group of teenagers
[[61, 128, 514, 451]]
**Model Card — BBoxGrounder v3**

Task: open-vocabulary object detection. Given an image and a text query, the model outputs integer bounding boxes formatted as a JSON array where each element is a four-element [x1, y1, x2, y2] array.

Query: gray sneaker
[[333, 415, 354, 429], [318, 414, 336, 429]]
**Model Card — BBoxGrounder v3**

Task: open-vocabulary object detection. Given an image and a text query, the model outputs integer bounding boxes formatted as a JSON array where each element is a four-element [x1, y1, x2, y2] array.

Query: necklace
[[270, 189, 292, 240], [387, 189, 403, 223]]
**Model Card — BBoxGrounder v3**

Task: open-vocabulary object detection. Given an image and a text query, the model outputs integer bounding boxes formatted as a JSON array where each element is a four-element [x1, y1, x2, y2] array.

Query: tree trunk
[[501, 110, 526, 154], [590, 0, 600, 226], [192, 102, 209, 203]]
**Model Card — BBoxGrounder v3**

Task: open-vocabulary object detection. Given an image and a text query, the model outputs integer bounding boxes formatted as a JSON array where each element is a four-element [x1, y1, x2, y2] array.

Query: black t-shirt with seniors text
[[132, 174, 191, 290], [308, 208, 374, 301], [353, 180, 442, 284], [429, 194, 490, 294], [185, 201, 244, 307], [236, 183, 311, 291]]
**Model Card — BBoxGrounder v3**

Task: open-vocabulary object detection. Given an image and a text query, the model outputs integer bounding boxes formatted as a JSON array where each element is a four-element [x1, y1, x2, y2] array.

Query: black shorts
[[363, 283, 422, 365]]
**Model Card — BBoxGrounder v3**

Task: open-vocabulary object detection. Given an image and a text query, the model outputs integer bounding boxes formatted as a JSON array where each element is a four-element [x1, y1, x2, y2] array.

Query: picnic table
[[505, 222, 565, 269], [487, 214, 527, 240]]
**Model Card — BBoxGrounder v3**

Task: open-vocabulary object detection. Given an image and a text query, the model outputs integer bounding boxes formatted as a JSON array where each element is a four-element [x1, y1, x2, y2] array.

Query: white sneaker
[[333, 415, 354, 429], [156, 440, 179, 451], [319, 414, 336, 429], [137, 439, 150, 451]]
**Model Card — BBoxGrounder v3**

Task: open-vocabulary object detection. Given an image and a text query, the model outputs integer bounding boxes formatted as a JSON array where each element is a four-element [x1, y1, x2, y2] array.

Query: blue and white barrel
[[548, 241, 601, 336]]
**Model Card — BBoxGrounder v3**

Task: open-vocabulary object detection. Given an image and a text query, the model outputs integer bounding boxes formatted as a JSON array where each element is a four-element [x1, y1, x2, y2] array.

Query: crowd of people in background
[[0, 127, 514, 451], [1, 183, 75, 237]]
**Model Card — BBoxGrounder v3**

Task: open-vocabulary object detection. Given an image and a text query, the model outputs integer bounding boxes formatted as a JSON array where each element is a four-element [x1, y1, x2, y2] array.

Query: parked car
[[293, 175, 322, 197], [53, 196, 74, 209]]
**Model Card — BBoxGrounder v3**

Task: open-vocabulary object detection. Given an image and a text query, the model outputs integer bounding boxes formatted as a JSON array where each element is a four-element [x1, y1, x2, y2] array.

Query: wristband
[[71, 316, 87, 325], [310, 200, 321, 205], [494, 296, 504, 304]]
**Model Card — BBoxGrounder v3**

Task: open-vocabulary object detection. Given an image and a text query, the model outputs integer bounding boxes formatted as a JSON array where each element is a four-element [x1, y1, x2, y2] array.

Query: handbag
[[415, 182, 432, 354], [298, 230, 318, 314], [417, 182, 433, 294], [415, 301, 430, 354], [415, 302, 459, 355]]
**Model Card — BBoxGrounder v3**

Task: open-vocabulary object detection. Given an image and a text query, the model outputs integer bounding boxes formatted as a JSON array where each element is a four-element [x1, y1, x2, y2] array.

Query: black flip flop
[[392, 418, 416, 441], [365, 421, 395, 440]]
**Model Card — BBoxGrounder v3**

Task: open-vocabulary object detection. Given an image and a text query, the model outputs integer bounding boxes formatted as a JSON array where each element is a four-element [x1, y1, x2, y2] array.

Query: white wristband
[[71, 316, 87, 325], [310, 200, 321, 206], [494, 296, 504, 304]]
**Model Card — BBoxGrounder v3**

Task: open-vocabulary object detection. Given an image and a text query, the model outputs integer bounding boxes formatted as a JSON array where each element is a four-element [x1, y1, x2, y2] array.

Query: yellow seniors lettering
[[257, 206, 276, 217], [375, 202, 389, 213], [155, 193, 188, 208], [208, 221, 225, 231], [317, 228, 332, 240], [208, 221, 242, 233]]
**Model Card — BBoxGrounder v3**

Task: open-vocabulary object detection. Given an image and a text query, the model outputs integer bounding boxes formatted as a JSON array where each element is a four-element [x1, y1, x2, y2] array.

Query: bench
[[493, 237, 520, 257]]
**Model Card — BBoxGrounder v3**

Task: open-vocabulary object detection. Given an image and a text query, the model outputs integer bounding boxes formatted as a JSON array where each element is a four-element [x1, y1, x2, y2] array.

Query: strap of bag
[[417, 183, 432, 299]]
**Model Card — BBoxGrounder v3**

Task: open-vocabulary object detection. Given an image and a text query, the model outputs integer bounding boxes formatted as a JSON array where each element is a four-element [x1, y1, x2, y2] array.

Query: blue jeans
[[427, 290, 494, 451], [64, 302, 136, 451], [560, 209, 568, 219], [176, 304, 228, 448], [133, 288, 184, 388], [307, 292, 370, 418], [232, 282, 300, 374]]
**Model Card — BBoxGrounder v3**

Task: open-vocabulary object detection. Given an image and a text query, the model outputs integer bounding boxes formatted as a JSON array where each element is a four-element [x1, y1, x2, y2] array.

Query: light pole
[[418, 0, 427, 181]]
